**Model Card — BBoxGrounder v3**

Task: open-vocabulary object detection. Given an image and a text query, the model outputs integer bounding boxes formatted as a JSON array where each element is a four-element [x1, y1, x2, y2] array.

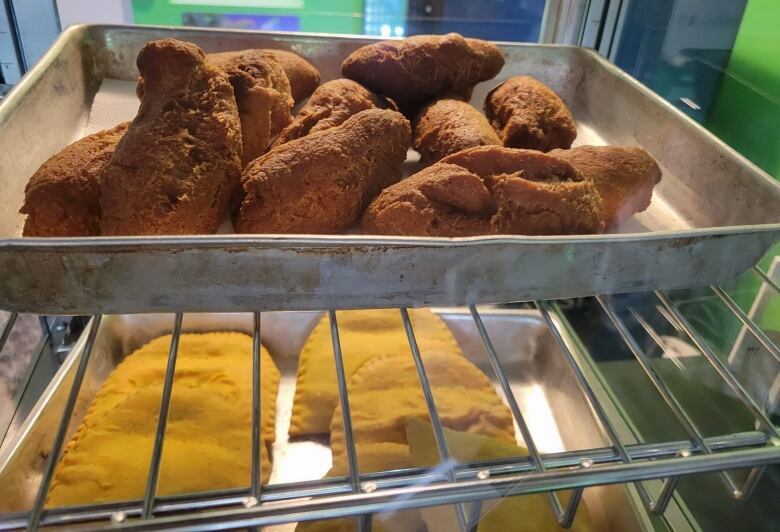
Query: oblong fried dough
[[485, 75, 576, 151], [273, 79, 394, 146], [208, 49, 294, 164], [20, 122, 128, 236], [342, 33, 504, 117], [550, 145, 662, 227], [363, 145, 605, 236], [236, 108, 410, 234], [414, 98, 501, 164], [262, 48, 321, 103], [100, 39, 242, 235]]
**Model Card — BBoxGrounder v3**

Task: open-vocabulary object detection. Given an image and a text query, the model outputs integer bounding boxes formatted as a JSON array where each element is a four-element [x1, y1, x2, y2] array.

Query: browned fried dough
[[262, 49, 321, 103], [137, 48, 293, 164], [363, 145, 604, 236], [342, 33, 504, 117], [208, 49, 293, 164], [236, 109, 411, 234], [485, 76, 576, 151], [100, 39, 242, 235], [20, 122, 129, 237], [550, 145, 661, 227], [273, 79, 394, 146], [413, 99, 501, 165]]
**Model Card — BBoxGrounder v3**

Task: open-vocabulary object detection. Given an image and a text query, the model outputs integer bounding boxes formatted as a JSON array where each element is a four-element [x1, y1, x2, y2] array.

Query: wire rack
[[0, 267, 778, 531]]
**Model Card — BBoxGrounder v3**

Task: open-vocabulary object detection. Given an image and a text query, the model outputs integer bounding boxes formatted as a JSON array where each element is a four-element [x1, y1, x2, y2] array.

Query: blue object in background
[[406, 0, 545, 41], [364, 0, 407, 37], [611, 0, 747, 123]]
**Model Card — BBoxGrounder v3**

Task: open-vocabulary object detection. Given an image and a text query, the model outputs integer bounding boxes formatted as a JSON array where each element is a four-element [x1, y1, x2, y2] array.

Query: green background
[[131, 0, 364, 34], [707, 0, 780, 334]]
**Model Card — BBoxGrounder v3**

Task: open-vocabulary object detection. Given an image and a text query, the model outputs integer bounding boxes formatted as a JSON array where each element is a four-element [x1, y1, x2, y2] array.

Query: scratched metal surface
[[0, 25, 778, 314]]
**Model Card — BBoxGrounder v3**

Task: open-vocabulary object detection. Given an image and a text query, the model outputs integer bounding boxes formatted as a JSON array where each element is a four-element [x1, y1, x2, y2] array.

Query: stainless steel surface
[[141, 313, 182, 519], [326, 310, 368, 532], [0, 308, 655, 531], [655, 291, 779, 440], [27, 315, 101, 530], [400, 307, 468, 531], [250, 311, 262, 501], [470, 305, 583, 526], [0, 24, 778, 314], [599, 298, 740, 505]]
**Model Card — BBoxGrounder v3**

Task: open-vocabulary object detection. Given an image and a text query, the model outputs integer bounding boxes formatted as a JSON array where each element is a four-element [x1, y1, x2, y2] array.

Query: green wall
[[706, 0, 780, 332], [132, 0, 364, 35], [707, 0, 780, 180]]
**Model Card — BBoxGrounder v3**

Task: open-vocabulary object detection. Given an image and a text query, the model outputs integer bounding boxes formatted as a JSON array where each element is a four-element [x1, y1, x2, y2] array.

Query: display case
[[0, 2, 777, 531]]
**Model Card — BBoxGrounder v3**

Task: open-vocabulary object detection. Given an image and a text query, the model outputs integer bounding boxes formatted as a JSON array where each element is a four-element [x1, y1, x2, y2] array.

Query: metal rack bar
[[535, 301, 630, 458], [141, 313, 183, 519], [654, 292, 779, 439], [627, 304, 770, 500], [26, 315, 103, 531], [3, 430, 771, 531], [0, 312, 18, 352], [753, 266, 780, 294], [250, 311, 262, 503], [82, 446, 780, 531], [654, 291, 779, 499], [602, 301, 710, 451], [328, 311, 370, 532], [469, 305, 583, 527], [400, 308, 469, 532], [711, 285, 780, 364], [598, 297, 740, 504], [536, 300, 685, 515]]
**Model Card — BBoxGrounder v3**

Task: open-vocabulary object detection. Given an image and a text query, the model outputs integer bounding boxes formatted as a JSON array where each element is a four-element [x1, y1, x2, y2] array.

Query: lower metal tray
[[0, 309, 646, 531], [0, 25, 778, 314]]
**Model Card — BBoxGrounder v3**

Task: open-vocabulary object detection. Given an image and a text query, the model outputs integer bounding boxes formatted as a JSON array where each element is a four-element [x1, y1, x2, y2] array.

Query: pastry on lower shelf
[[485, 76, 577, 151], [318, 351, 515, 532], [208, 49, 294, 164], [363, 145, 605, 236], [298, 348, 515, 532], [549, 145, 662, 227], [414, 98, 501, 165], [329, 351, 516, 477], [342, 33, 504, 117], [262, 49, 321, 104], [235, 108, 410, 234], [20, 122, 128, 237], [47, 332, 280, 507], [100, 39, 242, 235], [406, 418, 596, 532], [289, 308, 461, 437], [272, 79, 394, 146]]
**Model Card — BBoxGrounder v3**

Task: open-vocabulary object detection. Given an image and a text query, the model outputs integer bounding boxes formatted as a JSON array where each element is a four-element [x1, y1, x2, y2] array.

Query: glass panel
[[53, 1, 549, 42]]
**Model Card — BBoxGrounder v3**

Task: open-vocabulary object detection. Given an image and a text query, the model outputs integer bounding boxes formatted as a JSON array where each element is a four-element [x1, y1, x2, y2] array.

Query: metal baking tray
[[0, 25, 778, 314], [0, 309, 649, 531]]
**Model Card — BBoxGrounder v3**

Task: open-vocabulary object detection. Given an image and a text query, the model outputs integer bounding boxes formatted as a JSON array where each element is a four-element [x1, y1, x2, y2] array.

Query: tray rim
[[1, 225, 778, 251], [1, 23, 778, 248]]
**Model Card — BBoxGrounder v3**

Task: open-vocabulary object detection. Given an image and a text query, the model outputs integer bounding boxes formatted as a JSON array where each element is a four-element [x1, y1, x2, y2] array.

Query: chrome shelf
[[0, 267, 778, 531]]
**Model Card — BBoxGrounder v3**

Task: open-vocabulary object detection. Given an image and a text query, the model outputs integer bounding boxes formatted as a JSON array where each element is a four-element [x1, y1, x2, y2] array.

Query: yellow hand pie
[[330, 352, 516, 476], [307, 351, 516, 532], [290, 309, 462, 437], [406, 417, 596, 532], [47, 332, 280, 507]]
